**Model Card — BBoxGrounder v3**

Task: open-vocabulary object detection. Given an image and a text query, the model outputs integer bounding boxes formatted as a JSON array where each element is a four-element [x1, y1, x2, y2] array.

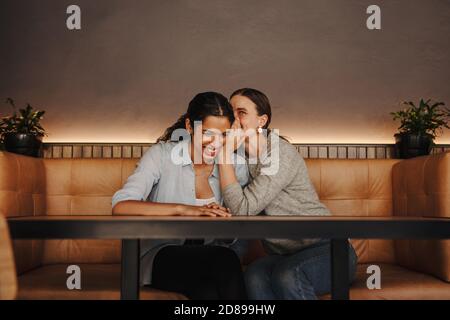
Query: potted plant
[[0, 98, 47, 157], [391, 99, 449, 159]]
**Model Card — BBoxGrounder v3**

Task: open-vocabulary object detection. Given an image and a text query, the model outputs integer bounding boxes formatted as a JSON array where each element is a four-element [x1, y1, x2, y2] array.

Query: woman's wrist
[[217, 147, 233, 165], [174, 204, 187, 215]]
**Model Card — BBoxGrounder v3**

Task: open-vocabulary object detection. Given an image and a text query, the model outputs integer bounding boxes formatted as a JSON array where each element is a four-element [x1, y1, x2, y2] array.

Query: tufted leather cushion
[[392, 152, 450, 282], [0, 214, 17, 299], [305, 159, 401, 264], [41, 157, 402, 265], [42, 159, 136, 265], [0, 152, 45, 275], [17, 264, 187, 300], [320, 263, 450, 300]]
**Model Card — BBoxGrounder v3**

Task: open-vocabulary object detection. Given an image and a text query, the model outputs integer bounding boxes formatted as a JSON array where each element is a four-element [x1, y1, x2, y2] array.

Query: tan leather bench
[[0, 214, 17, 300], [1, 150, 449, 299]]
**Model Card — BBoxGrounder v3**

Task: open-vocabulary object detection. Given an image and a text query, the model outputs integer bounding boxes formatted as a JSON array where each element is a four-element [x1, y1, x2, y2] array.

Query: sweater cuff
[[223, 182, 243, 199]]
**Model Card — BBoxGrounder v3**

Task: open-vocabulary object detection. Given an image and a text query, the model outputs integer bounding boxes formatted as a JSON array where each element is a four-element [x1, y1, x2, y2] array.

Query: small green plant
[[391, 99, 450, 140], [0, 98, 47, 146]]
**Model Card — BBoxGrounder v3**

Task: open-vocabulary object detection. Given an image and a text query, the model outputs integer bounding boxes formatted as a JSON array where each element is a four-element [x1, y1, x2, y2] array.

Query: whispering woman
[[213, 88, 358, 300]]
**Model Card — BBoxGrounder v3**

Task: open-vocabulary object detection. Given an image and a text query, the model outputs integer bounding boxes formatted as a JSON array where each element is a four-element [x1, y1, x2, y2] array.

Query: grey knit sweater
[[223, 133, 331, 255]]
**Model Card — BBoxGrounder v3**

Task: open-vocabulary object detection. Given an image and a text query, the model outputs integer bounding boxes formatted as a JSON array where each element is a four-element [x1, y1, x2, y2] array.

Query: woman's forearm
[[217, 146, 239, 190], [218, 163, 250, 215], [218, 163, 239, 190], [112, 200, 183, 216]]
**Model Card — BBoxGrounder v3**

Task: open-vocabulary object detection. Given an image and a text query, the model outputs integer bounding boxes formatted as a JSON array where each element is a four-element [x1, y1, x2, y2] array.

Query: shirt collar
[[179, 139, 220, 178], [211, 158, 220, 178], [178, 139, 192, 167]]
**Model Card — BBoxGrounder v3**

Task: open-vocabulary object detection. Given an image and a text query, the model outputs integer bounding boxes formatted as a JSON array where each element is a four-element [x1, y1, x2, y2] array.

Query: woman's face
[[186, 115, 231, 163], [230, 95, 265, 131]]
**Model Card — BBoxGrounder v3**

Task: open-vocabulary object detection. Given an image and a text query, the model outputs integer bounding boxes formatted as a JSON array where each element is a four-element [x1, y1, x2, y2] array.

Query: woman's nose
[[202, 135, 213, 143]]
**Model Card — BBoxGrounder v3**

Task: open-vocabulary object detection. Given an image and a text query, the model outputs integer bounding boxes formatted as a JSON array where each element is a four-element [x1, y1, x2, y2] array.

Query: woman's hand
[[203, 202, 231, 213], [229, 117, 246, 151], [217, 120, 246, 164], [231, 116, 242, 130], [175, 204, 231, 217]]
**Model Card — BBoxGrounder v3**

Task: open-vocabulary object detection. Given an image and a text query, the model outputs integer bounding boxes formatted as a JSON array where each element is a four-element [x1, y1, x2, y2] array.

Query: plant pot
[[4, 133, 43, 158], [394, 133, 433, 159]]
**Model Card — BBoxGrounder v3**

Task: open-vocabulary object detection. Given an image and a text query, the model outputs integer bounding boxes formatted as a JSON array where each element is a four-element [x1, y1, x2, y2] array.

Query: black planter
[[394, 133, 433, 159], [4, 133, 43, 158]]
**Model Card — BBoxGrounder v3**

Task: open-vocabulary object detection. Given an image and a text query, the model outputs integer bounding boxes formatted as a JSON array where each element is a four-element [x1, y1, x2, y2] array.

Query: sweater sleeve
[[223, 143, 298, 215]]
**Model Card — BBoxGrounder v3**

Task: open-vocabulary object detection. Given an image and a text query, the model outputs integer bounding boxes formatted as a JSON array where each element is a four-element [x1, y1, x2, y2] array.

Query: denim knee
[[270, 266, 298, 295], [244, 262, 267, 288]]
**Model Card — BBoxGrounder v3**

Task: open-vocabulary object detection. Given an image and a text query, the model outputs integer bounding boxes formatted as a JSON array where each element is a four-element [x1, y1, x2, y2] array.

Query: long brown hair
[[230, 88, 272, 129], [230, 88, 289, 142], [157, 92, 234, 142]]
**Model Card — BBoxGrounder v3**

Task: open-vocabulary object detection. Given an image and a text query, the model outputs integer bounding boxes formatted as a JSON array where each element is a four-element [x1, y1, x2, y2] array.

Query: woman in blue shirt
[[112, 92, 249, 299]]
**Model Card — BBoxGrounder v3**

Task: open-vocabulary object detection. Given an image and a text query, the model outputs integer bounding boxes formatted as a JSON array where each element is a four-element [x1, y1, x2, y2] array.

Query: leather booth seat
[[1, 150, 449, 300], [0, 213, 17, 299], [17, 264, 186, 300]]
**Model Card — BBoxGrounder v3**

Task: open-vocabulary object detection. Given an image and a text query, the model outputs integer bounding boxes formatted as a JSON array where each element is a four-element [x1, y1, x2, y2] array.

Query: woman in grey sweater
[[213, 88, 358, 300]]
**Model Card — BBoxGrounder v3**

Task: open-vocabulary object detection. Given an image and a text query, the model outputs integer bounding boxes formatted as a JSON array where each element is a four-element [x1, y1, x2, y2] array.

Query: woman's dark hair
[[230, 88, 272, 129], [230, 88, 289, 142], [157, 92, 234, 142]]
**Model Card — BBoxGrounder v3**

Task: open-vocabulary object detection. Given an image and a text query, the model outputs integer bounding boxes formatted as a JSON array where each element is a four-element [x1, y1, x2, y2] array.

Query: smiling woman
[[111, 91, 249, 299]]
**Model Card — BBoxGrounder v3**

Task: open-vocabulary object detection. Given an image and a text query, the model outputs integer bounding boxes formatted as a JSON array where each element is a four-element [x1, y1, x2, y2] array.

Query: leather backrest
[[393, 152, 450, 282], [0, 213, 17, 299], [305, 159, 401, 263], [41, 159, 137, 264], [0, 151, 410, 267], [42, 157, 400, 264], [0, 152, 45, 274]]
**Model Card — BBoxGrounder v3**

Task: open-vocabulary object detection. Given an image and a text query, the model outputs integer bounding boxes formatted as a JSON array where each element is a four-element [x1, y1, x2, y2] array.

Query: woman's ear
[[258, 114, 269, 128], [185, 118, 193, 134]]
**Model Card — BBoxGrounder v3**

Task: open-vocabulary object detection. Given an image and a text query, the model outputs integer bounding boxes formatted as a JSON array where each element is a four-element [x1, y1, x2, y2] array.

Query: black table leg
[[121, 239, 140, 300], [331, 238, 349, 300]]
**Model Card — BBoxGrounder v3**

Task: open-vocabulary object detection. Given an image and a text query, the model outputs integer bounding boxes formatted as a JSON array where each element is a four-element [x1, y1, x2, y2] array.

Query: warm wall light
[[43, 138, 154, 144], [247, 132, 449, 145], [44, 136, 401, 144], [42, 137, 450, 144], [42, 135, 155, 144], [41, 124, 450, 145], [40, 120, 450, 145]]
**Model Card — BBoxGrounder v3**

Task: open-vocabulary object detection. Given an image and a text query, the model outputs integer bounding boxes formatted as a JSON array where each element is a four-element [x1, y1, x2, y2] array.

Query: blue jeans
[[212, 238, 249, 260], [244, 240, 358, 300]]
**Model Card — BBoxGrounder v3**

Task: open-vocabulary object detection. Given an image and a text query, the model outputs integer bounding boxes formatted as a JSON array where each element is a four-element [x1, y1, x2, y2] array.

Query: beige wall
[[0, 0, 449, 143]]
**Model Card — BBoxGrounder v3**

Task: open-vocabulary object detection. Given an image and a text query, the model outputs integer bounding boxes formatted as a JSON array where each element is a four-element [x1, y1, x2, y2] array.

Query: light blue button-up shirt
[[111, 139, 249, 285]]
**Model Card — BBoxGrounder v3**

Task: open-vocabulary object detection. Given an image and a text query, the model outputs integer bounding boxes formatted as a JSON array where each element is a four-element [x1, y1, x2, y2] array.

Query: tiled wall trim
[[42, 143, 450, 159]]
